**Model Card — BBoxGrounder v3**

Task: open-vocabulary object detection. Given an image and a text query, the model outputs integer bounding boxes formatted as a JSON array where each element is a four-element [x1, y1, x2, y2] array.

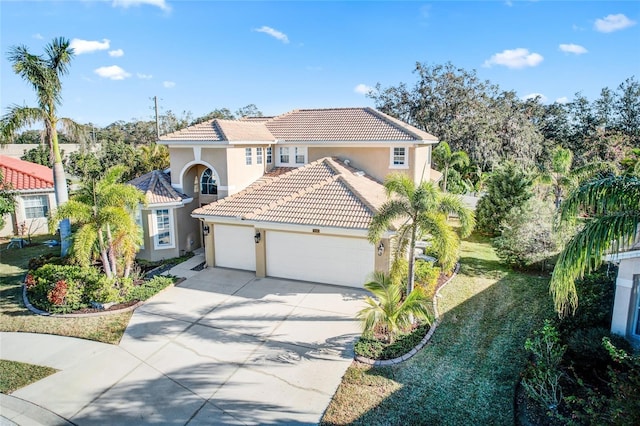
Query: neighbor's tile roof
[[159, 107, 437, 143], [128, 170, 189, 205], [0, 155, 54, 191], [193, 157, 388, 229]]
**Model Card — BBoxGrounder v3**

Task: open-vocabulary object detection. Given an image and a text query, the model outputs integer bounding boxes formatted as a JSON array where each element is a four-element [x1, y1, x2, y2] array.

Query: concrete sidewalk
[[1, 267, 367, 425]]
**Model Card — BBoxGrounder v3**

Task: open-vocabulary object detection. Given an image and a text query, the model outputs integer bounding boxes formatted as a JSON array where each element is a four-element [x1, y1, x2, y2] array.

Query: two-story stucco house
[[131, 107, 440, 287]]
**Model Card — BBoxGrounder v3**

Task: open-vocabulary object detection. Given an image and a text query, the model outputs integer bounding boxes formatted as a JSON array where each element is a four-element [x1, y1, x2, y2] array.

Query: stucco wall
[[225, 146, 267, 196], [611, 257, 639, 337], [0, 191, 56, 238]]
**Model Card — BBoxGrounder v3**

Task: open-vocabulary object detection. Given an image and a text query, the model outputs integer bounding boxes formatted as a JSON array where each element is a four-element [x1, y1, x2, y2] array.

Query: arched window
[[201, 169, 217, 195]]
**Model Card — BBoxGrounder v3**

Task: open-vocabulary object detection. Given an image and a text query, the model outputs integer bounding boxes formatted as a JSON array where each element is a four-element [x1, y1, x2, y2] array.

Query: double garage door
[[213, 224, 374, 288]]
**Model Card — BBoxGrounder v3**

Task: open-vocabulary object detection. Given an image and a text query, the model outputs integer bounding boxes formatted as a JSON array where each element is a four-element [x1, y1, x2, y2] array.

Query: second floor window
[[266, 147, 272, 164], [257, 147, 263, 164], [295, 147, 305, 164], [392, 147, 407, 167], [245, 148, 252, 165], [201, 169, 217, 195], [279, 147, 290, 163]]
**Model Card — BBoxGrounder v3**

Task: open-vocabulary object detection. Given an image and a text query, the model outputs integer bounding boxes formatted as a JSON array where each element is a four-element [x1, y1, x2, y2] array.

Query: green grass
[[0, 359, 58, 394], [321, 233, 555, 425], [0, 235, 132, 344]]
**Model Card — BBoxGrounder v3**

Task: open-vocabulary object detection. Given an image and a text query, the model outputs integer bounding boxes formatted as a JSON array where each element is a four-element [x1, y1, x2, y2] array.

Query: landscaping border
[[21, 276, 184, 318], [354, 262, 460, 366]]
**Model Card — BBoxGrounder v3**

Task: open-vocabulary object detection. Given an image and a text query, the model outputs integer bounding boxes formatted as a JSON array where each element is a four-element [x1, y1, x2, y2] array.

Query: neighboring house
[[147, 107, 440, 286], [605, 251, 640, 345], [0, 155, 56, 238]]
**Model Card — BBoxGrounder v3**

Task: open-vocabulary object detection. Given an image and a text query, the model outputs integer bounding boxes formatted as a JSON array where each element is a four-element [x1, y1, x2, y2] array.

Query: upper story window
[[23, 195, 49, 219], [279, 147, 290, 164], [154, 208, 174, 249], [266, 147, 272, 164], [295, 147, 305, 164], [245, 148, 252, 165], [201, 169, 217, 195], [256, 147, 263, 165], [390, 147, 408, 168]]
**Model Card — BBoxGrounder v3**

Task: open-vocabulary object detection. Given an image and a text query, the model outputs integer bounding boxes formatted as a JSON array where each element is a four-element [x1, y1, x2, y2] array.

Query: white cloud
[[254, 26, 289, 44], [163, 81, 176, 88], [94, 65, 131, 80], [594, 14, 636, 33], [523, 93, 547, 103], [33, 33, 44, 40], [354, 84, 374, 95], [112, 0, 171, 12], [137, 73, 153, 80], [109, 49, 124, 57], [559, 43, 588, 55], [556, 97, 569, 104], [70, 38, 110, 55], [483, 48, 543, 69]]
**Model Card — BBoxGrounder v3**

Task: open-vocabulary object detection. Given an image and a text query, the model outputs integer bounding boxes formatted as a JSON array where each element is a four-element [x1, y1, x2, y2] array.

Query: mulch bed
[[69, 300, 140, 315]]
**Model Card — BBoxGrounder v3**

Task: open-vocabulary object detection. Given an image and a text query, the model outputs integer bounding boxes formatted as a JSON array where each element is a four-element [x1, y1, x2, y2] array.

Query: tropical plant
[[0, 170, 16, 229], [51, 165, 145, 278], [432, 141, 470, 193], [357, 271, 433, 343], [1, 37, 79, 256], [368, 173, 474, 294], [550, 175, 640, 316]]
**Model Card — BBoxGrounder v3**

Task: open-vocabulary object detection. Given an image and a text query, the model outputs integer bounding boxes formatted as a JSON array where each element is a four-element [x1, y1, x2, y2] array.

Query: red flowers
[[24, 274, 36, 290]]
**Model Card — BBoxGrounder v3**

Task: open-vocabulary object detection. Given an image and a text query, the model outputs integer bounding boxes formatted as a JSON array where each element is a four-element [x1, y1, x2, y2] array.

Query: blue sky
[[1, 1, 638, 127]]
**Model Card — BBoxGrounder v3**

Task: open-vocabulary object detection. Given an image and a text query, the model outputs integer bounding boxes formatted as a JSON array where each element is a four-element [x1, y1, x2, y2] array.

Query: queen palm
[[550, 175, 640, 317], [1, 37, 77, 255], [368, 173, 475, 295], [432, 141, 470, 193], [52, 166, 145, 278], [357, 271, 433, 343]]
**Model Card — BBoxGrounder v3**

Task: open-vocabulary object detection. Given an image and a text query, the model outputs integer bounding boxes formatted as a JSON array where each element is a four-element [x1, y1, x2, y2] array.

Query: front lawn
[[322, 234, 555, 425], [0, 360, 58, 394]]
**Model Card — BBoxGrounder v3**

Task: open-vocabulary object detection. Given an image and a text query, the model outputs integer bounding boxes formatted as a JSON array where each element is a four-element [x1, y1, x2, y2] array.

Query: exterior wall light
[[254, 231, 261, 244], [203, 224, 210, 236], [377, 242, 385, 256]]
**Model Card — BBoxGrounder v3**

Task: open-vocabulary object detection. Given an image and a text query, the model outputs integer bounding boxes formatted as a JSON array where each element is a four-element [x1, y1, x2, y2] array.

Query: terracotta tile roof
[[193, 157, 387, 229], [128, 170, 189, 205], [0, 155, 53, 191], [159, 107, 437, 143]]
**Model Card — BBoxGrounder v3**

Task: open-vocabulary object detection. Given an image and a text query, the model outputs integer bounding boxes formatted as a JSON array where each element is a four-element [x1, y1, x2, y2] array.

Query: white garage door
[[266, 231, 375, 287], [214, 224, 256, 271]]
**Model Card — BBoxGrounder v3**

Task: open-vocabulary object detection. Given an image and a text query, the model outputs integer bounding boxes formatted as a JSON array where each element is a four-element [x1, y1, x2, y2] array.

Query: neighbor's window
[[279, 147, 290, 163], [295, 147, 305, 164], [135, 206, 144, 250], [23, 195, 49, 219], [256, 147, 263, 165], [392, 147, 407, 167], [201, 169, 217, 195], [154, 209, 173, 248], [245, 148, 252, 165], [266, 147, 272, 164]]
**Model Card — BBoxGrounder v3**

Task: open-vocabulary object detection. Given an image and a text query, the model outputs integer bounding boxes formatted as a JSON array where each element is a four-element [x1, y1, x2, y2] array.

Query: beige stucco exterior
[[610, 252, 640, 344], [0, 191, 56, 238]]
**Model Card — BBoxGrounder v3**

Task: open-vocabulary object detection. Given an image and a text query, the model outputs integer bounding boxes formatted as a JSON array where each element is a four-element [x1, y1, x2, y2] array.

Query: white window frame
[[200, 169, 217, 195], [279, 147, 290, 164], [153, 208, 175, 250], [23, 195, 49, 219], [256, 147, 263, 165], [632, 276, 640, 339], [390, 147, 408, 169], [135, 206, 144, 250], [277, 146, 306, 166], [266, 147, 272, 164], [295, 147, 305, 164], [245, 148, 252, 165]]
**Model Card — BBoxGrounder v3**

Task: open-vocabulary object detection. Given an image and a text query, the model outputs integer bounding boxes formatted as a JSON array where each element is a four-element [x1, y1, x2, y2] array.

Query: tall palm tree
[[52, 166, 145, 278], [357, 271, 433, 343], [550, 175, 640, 317], [432, 141, 470, 193], [368, 173, 475, 294], [1, 37, 77, 255]]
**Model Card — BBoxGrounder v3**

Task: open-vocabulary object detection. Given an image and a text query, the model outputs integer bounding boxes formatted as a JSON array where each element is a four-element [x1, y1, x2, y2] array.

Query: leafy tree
[[21, 144, 52, 166], [614, 77, 640, 144], [235, 104, 263, 118], [356, 271, 433, 343], [476, 162, 534, 237], [52, 166, 145, 278], [368, 173, 474, 294], [1, 37, 78, 256], [129, 143, 169, 179], [550, 175, 640, 316], [432, 141, 469, 193], [0, 170, 16, 229]]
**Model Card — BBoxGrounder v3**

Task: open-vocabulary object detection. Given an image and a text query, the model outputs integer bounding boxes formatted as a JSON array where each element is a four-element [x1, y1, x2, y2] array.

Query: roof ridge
[[364, 107, 424, 141], [212, 120, 228, 140]]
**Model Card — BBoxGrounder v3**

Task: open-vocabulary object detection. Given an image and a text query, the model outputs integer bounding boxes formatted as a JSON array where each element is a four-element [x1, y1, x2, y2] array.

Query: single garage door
[[214, 224, 256, 271], [266, 231, 375, 287]]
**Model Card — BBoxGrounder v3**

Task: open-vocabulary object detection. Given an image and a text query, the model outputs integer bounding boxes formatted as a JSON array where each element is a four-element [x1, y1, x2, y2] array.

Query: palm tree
[[368, 173, 475, 294], [357, 271, 433, 343], [432, 141, 470, 193], [550, 175, 640, 317], [52, 166, 145, 278], [1, 37, 77, 256]]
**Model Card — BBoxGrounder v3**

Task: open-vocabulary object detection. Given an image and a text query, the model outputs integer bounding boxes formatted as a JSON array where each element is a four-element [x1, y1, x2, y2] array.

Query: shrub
[[128, 275, 174, 301], [414, 260, 440, 299], [355, 322, 430, 360], [47, 280, 67, 305]]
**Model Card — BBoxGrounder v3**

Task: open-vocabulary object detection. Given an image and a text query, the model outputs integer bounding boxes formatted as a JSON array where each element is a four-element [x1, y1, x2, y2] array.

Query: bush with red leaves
[[47, 280, 68, 306]]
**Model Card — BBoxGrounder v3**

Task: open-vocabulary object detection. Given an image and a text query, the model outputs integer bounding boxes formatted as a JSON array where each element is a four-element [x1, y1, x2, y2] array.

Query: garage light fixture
[[203, 225, 210, 236], [377, 242, 385, 256], [254, 231, 261, 244]]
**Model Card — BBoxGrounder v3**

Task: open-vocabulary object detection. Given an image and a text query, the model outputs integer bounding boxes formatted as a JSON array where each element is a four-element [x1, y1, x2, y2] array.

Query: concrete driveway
[[2, 267, 367, 425]]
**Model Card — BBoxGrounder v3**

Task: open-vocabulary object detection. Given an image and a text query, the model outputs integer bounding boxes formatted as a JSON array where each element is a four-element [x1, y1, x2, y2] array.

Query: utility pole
[[152, 96, 160, 138]]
